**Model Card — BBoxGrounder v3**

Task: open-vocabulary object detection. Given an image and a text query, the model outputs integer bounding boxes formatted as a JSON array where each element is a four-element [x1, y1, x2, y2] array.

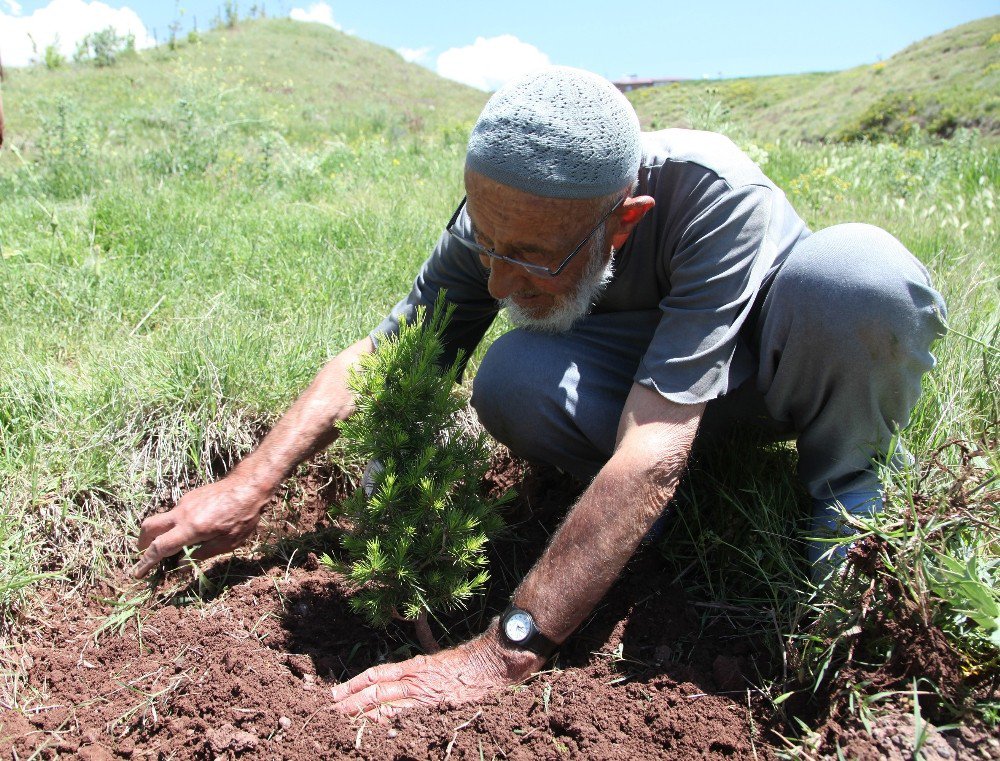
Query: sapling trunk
[[327, 292, 512, 652], [413, 612, 441, 654], [393, 609, 441, 654]]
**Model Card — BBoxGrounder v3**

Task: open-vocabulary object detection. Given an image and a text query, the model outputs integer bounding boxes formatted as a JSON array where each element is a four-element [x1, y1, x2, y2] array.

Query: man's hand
[[132, 338, 374, 579], [330, 625, 544, 722], [133, 478, 271, 578]]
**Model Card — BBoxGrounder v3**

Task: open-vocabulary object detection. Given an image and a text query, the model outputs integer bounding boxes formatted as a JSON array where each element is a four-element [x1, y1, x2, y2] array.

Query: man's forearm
[[512, 445, 687, 641], [230, 336, 374, 495], [512, 391, 703, 643]]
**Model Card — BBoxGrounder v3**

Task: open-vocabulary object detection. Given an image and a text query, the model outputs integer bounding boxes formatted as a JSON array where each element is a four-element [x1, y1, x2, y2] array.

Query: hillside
[[4, 16, 996, 149], [628, 15, 1000, 141], [1, 18, 488, 148]]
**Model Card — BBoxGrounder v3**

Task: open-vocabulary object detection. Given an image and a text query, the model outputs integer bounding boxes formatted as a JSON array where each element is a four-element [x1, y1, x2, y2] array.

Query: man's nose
[[484, 256, 530, 301]]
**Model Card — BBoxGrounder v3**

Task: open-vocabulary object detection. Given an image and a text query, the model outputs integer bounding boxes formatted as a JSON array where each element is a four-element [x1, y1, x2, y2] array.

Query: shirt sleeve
[[370, 207, 498, 373], [635, 182, 782, 404]]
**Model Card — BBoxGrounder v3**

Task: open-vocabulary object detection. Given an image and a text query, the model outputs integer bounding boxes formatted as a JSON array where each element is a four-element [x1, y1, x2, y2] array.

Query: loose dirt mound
[[5, 452, 994, 759], [7, 563, 767, 759]]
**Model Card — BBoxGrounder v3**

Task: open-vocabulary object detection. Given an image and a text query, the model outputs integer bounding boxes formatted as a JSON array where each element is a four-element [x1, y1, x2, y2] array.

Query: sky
[[1, 0, 997, 89]]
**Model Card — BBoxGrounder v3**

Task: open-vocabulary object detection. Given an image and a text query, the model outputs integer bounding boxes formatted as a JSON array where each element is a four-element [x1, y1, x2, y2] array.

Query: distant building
[[613, 77, 685, 92]]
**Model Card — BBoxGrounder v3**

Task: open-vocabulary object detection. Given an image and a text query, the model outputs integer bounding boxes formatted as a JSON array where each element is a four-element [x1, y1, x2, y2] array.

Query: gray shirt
[[372, 128, 810, 405]]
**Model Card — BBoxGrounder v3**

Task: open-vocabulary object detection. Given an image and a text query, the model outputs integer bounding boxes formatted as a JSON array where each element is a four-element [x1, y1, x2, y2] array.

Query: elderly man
[[135, 67, 946, 720]]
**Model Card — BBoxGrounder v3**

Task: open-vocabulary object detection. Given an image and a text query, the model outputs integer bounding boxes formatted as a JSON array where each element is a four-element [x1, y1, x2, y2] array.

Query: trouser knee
[[769, 224, 943, 358], [471, 330, 577, 470], [471, 332, 538, 455], [471, 327, 623, 481], [757, 223, 947, 497]]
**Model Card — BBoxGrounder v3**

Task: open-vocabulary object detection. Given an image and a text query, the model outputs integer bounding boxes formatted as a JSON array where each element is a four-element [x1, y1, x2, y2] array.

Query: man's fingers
[[131, 525, 197, 579], [136, 512, 177, 551], [190, 535, 240, 561], [333, 681, 424, 717], [360, 703, 405, 723], [330, 660, 418, 701], [132, 551, 163, 580]]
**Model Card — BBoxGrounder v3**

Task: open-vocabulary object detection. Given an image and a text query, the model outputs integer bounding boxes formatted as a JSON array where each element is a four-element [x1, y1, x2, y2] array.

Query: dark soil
[[2, 450, 995, 759]]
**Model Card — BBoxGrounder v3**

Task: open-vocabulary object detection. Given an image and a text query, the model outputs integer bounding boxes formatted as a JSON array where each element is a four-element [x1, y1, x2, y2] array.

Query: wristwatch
[[499, 605, 558, 658]]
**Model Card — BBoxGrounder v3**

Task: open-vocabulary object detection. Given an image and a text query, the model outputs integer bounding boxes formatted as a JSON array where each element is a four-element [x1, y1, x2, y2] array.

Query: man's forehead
[[466, 210, 561, 255], [464, 170, 605, 231], [465, 199, 600, 257]]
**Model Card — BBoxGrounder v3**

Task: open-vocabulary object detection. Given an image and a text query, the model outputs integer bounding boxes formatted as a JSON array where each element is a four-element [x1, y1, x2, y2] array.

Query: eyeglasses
[[445, 195, 624, 279]]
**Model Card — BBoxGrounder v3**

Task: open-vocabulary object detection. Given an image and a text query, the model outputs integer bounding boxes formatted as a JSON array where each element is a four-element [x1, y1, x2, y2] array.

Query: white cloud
[[0, 0, 153, 67], [289, 2, 341, 29], [436, 35, 551, 91], [397, 45, 431, 64]]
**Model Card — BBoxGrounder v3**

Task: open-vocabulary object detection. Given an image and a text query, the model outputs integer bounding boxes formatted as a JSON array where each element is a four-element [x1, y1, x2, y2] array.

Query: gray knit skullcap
[[465, 66, 642, 200]]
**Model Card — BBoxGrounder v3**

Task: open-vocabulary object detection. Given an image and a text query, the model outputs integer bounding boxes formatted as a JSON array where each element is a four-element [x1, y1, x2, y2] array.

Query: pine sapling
[[328, 294, 509, 652]]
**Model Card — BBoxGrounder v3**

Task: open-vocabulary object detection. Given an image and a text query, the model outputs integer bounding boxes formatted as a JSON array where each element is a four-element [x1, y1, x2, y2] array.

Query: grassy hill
[[628, 15, 1000, 141], [5, 15, 996, 149], [2, 18, 487, 148]]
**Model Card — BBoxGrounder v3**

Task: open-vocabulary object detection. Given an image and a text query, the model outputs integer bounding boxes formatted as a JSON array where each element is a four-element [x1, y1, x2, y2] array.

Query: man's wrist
[[228, 464, 281, 503], [479, 618, 549, 682]]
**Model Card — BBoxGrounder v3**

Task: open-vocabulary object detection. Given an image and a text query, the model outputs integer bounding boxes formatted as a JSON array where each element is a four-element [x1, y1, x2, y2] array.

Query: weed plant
[[73, 27, 136, 68]]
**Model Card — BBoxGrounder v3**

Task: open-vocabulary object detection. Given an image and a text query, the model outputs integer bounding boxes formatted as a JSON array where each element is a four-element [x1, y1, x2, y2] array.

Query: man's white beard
[[501, 236, 616, 334]]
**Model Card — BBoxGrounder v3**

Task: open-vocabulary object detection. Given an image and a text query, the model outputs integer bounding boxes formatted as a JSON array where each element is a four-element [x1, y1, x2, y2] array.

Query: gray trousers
[[471, 223, 947, 504]]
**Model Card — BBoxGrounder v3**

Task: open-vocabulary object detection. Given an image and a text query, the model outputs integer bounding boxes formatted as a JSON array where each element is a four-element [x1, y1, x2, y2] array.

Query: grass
[[0, 13, 997, 754], [3, 17, 486, 147]]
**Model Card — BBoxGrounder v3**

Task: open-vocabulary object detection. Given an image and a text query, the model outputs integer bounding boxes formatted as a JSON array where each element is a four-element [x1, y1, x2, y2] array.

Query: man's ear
[[610, 195, 655, 250]]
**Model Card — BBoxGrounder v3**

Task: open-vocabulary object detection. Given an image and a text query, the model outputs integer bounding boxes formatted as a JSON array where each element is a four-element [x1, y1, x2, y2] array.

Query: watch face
[[504, 612, 532, 643]]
